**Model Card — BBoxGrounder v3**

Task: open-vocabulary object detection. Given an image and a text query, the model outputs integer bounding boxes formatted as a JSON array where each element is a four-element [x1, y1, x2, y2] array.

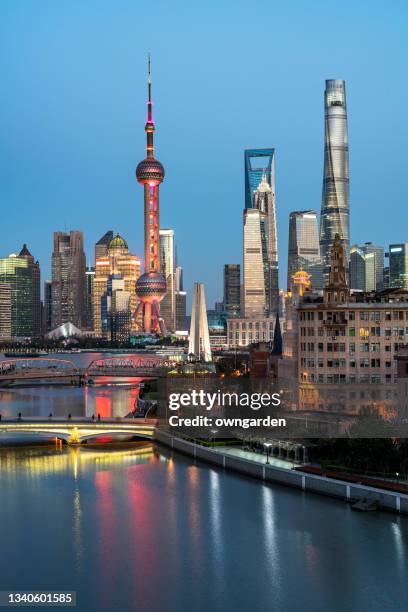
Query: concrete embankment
[[154, 429, 408, 515]]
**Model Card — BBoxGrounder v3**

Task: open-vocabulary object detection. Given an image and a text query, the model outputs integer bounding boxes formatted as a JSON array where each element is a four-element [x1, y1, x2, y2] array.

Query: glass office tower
[[51, 231, 87, 330], [319, 80, 350, 281], [287, 210, 323, 290], [223, 264, 241, 317], [389, 244, 408, 289], [350, 247, 376, 291], [350, 243, 384, 291], [159, 229, 176, 332], [0, 250, 40, 339], [243, 175, 279, 317], [244, 149, 275, 209]]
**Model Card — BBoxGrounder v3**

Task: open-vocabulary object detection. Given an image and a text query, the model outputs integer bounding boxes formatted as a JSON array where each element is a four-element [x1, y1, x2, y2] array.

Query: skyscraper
[[134, 55, 167, 334], [350, 247, 376, 292], [101, 275, 132, 343], [51, 231, 86, 330], [361, 242, 384, 290], [43, 280, 52, 333], [18, 244, 41, 337], [244, 149, 275, 209], [175, 291, 187, 331], [95, 231, 114, 260], [159, 229, 176, 332], [223, 264, 241, 317], [319, 80, 350, 281], [389, 244, 408, 289], [287, 210, 323, 290], [86, 266, 95, 331], [0, 248, 41, 339], [350, 243, 384, 291], [189, 283, 212, 362], [175, 266, 183, 292], [243, 174, 279, 317], [93, 234, 141, 337]]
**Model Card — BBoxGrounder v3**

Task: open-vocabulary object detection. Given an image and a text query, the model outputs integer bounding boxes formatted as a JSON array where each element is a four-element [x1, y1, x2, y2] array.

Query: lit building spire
[[146, 51, 154, 158], [135, 53, 167, 335]]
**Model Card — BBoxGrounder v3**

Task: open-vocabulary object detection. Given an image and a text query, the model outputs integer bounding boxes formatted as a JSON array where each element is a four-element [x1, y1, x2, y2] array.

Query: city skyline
[[1, 1, 408, 307]]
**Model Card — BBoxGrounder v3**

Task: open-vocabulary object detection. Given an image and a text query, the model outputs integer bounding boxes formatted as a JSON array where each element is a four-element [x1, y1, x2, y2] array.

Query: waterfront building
[[223, 264, 241, 317], [319, 80, 350, 281], [282, 236, 408, 416], [243, 174, 279, 318], [188, 283, 212, 361], [287, 210, 323, 290], [175, 290, 187, 331], [159, 229, 176, 332], [134, 55, 167, 334], [92, 234, 141, 337], [244, 148, 275, 210], [389, 243, 408, 289], [43, 280, 52, 333], [0, 246, 41, 339], [18, 244, 41, 337], [95, 230, 114, 260], [101, 275, 132, 342], [227, 317, 275, 348], [51, 231, 87, 330], [86, 266, 95, 331]]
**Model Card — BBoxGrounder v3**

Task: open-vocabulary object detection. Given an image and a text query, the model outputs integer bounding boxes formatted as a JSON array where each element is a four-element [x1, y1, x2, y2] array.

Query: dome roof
[[136, 158, 165, 185], [108, 234, 128, 251], [136, 272, 167, 303]]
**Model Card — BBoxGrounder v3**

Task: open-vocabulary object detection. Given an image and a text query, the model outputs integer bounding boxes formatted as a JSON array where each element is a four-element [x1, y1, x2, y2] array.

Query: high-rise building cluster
[[0, 58, 186, 344], [2, 69, 408, 376]]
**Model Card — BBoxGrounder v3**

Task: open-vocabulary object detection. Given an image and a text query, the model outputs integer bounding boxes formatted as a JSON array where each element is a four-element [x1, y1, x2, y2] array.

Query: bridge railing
[[0, 358, 78, 375]]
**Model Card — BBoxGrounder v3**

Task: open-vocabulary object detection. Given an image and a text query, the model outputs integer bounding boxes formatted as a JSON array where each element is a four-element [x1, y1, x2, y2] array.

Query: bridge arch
[[86, 356, 165, 373], [0, 357, 78, 374]]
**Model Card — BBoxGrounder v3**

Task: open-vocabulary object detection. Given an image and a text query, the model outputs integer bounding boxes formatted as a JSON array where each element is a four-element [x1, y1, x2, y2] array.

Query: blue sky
[[1, 0, 407, 307]]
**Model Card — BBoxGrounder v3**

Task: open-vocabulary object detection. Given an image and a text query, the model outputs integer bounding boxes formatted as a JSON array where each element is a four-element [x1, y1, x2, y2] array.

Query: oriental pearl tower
[[134, 54, 167, 335]]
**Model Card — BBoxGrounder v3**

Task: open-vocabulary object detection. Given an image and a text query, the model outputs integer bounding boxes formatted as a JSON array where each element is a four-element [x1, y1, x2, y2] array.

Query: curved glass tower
[[319, 79, 349, 282]]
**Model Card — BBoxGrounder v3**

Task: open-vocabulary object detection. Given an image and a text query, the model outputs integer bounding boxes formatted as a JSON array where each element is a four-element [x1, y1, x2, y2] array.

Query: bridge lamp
[[210, 428, 218, 445], [264, 442, 272, 465]]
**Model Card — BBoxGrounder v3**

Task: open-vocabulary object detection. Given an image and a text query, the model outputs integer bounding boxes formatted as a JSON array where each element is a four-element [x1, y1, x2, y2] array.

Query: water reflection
[[0, 352, 148, 419], [0, 445, 408, 611]]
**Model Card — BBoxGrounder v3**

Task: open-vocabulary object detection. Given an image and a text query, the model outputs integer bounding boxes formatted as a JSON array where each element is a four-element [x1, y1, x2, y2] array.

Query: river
[[0, 352, 407, 611]]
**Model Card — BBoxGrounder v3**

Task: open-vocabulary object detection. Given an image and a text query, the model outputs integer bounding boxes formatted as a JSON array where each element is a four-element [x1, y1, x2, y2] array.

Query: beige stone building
[[281, 235, 408, 417], [92, 234, 141, 337]]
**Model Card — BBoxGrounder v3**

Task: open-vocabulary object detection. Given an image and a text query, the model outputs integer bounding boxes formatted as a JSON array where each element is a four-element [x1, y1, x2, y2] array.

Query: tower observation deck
[[134, 54, 167, 335]]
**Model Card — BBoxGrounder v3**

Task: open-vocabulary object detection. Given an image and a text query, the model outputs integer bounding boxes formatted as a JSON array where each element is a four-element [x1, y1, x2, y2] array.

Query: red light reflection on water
[[95, 470, 117, 607]]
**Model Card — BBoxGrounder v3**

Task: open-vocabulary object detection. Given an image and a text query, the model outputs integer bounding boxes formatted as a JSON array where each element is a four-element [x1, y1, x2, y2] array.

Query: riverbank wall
[[154, 429, 408, 515]]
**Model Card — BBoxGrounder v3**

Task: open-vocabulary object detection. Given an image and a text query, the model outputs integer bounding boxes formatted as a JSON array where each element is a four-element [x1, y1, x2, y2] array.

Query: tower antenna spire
[[135, 54, 167, 335]]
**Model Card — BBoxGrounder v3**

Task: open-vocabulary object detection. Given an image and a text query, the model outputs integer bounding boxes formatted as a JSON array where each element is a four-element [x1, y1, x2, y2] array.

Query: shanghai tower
[[319, 79, 350, 282], [134, 54, 167, 334]]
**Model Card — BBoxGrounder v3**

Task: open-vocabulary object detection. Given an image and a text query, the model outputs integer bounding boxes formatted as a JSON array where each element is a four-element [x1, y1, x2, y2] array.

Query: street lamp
[[396, 472, 399, 484], [264, 442, 272, 465], [210, 428, 218, 446]]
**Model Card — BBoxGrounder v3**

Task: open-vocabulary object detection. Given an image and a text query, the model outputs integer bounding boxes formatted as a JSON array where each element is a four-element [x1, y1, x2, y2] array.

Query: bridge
[[0, 416, 157, 444], [0, 356, 175, 385]]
